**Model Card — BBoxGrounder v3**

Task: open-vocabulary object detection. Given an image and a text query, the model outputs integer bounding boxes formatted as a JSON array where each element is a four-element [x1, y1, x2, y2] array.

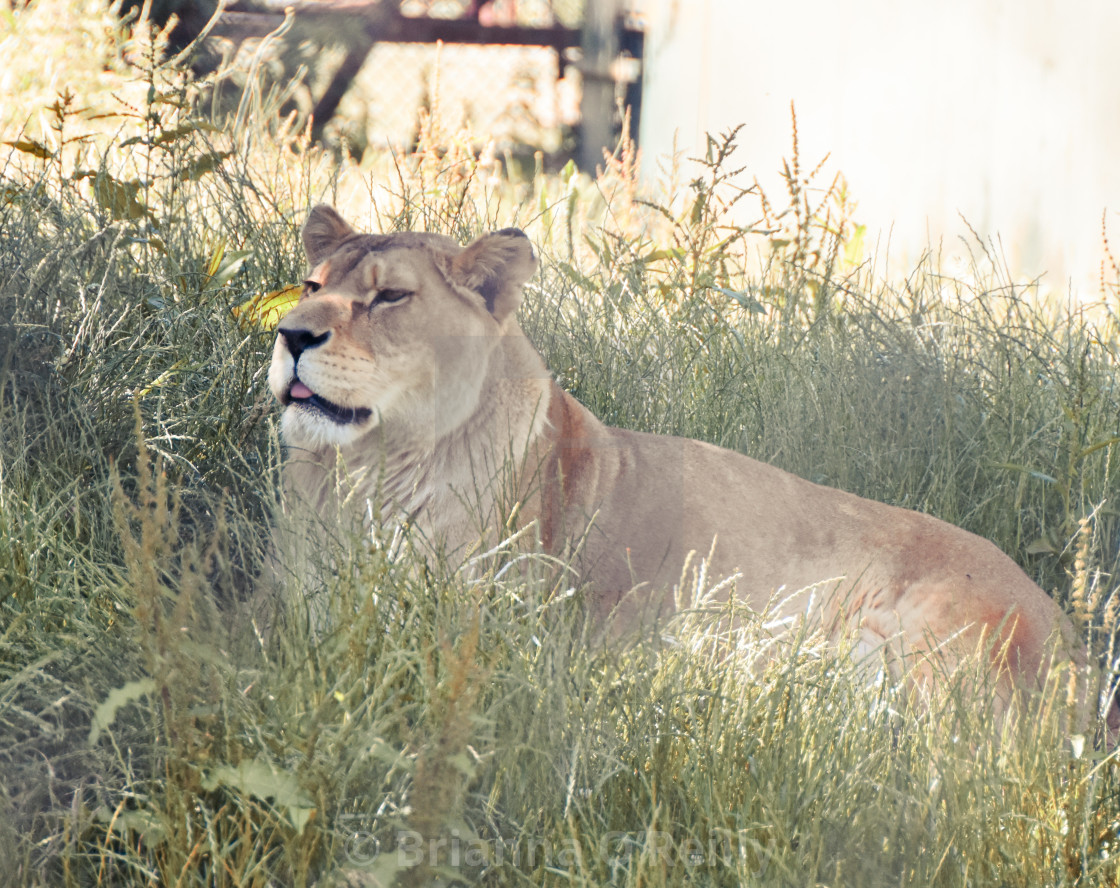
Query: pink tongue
[[290, 381, 314, 399]]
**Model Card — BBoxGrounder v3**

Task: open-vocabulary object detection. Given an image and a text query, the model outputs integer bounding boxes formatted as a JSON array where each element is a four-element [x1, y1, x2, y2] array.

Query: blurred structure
[[157, 0, 643, 168], [637, 0, 1120, 298]]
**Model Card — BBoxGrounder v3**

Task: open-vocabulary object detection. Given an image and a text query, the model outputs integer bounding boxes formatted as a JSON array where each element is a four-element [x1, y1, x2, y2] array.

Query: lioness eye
[[376, 288, 411, 304]]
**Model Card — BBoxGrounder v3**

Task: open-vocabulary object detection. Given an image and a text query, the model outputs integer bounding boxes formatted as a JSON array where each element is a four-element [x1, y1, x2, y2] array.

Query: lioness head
[[269, 206, 537, 449]]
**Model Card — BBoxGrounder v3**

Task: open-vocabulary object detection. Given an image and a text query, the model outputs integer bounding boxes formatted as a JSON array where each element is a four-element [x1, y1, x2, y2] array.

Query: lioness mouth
[[288, 379, 372, 425]]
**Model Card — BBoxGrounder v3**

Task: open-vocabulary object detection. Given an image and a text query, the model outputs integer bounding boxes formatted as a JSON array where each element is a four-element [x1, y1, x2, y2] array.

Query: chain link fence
[[330, 41, 577, 158], [204, 0, 643, 165]]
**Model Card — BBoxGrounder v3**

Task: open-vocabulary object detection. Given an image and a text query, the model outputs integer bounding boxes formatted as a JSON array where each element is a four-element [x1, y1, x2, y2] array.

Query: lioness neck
[[286, 321, 554, 554]]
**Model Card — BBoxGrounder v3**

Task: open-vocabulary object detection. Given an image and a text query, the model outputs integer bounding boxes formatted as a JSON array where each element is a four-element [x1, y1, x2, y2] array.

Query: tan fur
[[271, 206, 1088, 714]]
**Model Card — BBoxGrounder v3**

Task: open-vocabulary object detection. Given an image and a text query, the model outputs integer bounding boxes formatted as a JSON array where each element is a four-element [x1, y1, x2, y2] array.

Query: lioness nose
[[279, 327, 329, 361]]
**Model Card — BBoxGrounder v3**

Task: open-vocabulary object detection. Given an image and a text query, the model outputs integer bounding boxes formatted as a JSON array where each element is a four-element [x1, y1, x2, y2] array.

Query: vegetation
[[2, 2, 1119, 885]]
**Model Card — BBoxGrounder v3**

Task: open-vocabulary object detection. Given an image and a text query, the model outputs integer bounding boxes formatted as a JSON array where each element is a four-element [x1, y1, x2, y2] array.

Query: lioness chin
[[269, 205, 1096, 726]]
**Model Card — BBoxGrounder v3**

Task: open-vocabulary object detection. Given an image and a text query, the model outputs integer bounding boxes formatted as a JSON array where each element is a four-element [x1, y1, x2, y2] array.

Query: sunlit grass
[[2, 5, 1119, 886]]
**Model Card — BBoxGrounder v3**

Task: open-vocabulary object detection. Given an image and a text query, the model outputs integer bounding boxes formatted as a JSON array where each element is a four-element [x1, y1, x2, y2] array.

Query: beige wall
[[638, 0, 1120, 297]]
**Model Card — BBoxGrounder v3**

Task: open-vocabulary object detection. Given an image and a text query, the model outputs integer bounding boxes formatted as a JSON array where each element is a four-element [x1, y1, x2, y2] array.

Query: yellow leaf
[[136, 360, 185, 397], [232, 285, 301, 330]]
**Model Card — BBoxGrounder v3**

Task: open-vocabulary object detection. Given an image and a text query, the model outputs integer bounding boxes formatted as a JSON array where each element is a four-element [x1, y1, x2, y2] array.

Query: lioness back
[[540, 382, 1078, 685], [268, 205, 1090, 722]]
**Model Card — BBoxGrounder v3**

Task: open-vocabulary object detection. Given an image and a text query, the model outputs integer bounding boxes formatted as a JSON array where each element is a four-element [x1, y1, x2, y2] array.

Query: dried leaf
[[94, 174, 149, 221], [3, 138, 53, 159], [178, 151, 232, 181], [153, 121, 222, 145]]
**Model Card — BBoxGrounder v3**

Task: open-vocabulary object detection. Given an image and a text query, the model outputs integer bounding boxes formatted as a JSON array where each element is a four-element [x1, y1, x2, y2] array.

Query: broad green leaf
[[202, 756, 316, 833], [690, 187, 707, 226], [205, 246, 252, 289], [88, 678, 156, 745], [94, 804, 168, 844], [447, 751, 477, 778], [714, 287, 766, 313], [337, 851, 408, 886], [991, 462, 1058, 485], [1077, 435, 1120, 460], [843, 223, 867, 267], [1025, 537, 1059, 556], [368, 737, 408, 767]]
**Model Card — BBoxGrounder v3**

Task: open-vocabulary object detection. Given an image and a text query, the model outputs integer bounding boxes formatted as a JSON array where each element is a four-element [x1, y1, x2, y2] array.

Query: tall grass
[[2, 4, 1120, 886]]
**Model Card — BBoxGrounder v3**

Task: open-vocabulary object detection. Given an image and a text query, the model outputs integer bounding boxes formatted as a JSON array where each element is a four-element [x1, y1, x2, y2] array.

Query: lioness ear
[[302, 205, 356, 265], [451, 228, 536, 321]]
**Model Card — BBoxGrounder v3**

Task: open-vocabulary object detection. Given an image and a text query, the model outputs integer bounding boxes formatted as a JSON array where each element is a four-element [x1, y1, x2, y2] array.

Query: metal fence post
[[578, 0, 621, 173]]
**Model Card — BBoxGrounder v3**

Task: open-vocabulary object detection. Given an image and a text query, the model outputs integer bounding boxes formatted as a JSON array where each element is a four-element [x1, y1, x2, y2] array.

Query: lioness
[[269, 205, 1086, 713]]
